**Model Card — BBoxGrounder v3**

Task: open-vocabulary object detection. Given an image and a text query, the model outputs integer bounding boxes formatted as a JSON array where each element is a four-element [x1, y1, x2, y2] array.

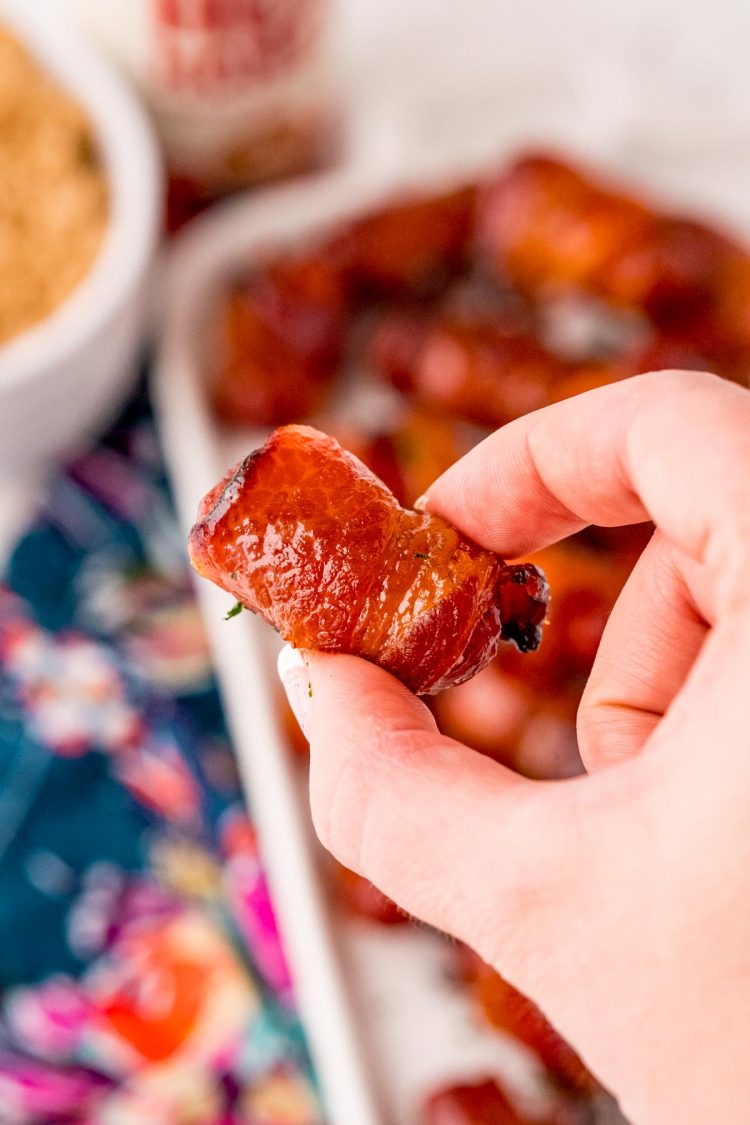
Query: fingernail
[[413, 493, 429, 512], [277, 645, 312, 739]]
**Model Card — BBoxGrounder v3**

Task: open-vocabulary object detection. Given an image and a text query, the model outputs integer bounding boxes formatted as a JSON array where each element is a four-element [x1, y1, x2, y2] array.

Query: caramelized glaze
[[189, 426, 548, 695]]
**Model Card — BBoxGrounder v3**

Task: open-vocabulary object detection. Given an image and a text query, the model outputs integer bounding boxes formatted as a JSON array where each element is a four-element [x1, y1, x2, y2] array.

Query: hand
[[279, 371, 750, 1125]]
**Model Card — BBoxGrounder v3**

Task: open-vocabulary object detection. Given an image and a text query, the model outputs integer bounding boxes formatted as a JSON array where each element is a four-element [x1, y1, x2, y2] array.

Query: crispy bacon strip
[[359, 407, 473, 508], [366, 301, 642, 427], [478, 153, 745, 333], [212, 252, 348, 427], [188, 425, 548, 695], [331, 186, 476, 297], [459, 946, 598, 1097], [367, 308, 563, 427], [419, 1077, 530, 1125], [420, 1076, 592, 1125]]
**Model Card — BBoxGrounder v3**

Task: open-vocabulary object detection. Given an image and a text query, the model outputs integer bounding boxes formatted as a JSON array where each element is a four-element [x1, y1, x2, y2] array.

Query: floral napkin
[[0, 389, 321, 1124]]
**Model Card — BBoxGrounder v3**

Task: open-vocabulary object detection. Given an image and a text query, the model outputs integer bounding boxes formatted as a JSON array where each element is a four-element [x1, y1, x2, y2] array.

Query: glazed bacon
[[212, 251, 349, 427], [210, 153, 750, 434], [332, 861, 407, 926], [331, 186, 476, 297], [367, 308, 564, 427], [360, 407, 473, 508], [420, 1076, 593, 1125], [478, 153, 745, 332], [459, 948, 598, 1097], [419, 1077, 532, 1125], [366, 302, 640, 428], [188, 425, 548, 695]]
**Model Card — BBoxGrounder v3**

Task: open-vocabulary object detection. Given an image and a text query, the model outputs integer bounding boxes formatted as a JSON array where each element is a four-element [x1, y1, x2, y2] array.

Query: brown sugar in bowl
[[0, 5, 161, 475]]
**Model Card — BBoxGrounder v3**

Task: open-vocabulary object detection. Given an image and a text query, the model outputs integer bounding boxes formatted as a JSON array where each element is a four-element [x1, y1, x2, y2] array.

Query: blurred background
[[0, 1, 749, 1122]]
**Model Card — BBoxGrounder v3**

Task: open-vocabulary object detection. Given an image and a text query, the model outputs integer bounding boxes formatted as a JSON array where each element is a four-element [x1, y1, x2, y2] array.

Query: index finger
[[424, 371, 750, 615]]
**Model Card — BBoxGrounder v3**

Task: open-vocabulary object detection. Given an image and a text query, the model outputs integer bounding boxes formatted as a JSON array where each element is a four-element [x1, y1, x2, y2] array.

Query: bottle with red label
[[75, 0, 337, 221]]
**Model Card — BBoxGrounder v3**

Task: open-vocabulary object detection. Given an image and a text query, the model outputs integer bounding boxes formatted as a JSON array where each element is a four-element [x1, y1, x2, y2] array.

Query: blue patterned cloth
[[0, 387, 321, 1124]]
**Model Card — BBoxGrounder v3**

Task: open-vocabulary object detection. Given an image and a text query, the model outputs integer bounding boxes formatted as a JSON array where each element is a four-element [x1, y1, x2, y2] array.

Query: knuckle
[[576, 698, 637, 771], [576, 690, 613, 749], [647, 534, 682, 602], [709, 508, 750, 616]]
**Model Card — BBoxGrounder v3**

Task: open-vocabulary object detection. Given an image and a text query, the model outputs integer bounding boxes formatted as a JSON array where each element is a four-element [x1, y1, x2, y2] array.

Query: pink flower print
[[87, 910, 257, 1072], [78, 563, 213, 694], [68, 868, 179, 963], [219, 811, 258, 860], [225, 855, 293, 1005], [114, 737, 201, 824], [0, 1056, 109, 1122], [93, 1077, 221, 1125], [68, 864, 128, 962], [6, 976, 91, 1060], [3, 626, 141, 757], [220, 812, 292, 1003], [124, 600, 213, 693], [0, 613, 33, 663]]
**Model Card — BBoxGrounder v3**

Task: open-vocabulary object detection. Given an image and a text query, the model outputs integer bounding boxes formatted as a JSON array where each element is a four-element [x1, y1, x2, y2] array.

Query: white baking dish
[[153, 159, 580, 1125]]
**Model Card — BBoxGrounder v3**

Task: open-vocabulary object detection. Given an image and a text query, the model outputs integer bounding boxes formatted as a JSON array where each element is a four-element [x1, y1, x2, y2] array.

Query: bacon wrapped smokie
[[331, 186, 476, 297], [367, 307, 564, 427], [478, 153, 748, 335], [420, 1076, 592, 1125], [458, 947, 598, 1097], [419, 1077, 534, 1125], [188, 425, 548, 695], [212, 251, 349, 427]]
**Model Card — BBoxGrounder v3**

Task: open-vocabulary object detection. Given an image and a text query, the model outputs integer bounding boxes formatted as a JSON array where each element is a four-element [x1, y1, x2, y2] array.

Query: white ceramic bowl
[[0, 0, 162, 476]]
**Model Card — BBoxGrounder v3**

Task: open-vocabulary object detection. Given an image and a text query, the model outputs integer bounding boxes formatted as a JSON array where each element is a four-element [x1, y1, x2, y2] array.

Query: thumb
[[280, 646, 594, 970]]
